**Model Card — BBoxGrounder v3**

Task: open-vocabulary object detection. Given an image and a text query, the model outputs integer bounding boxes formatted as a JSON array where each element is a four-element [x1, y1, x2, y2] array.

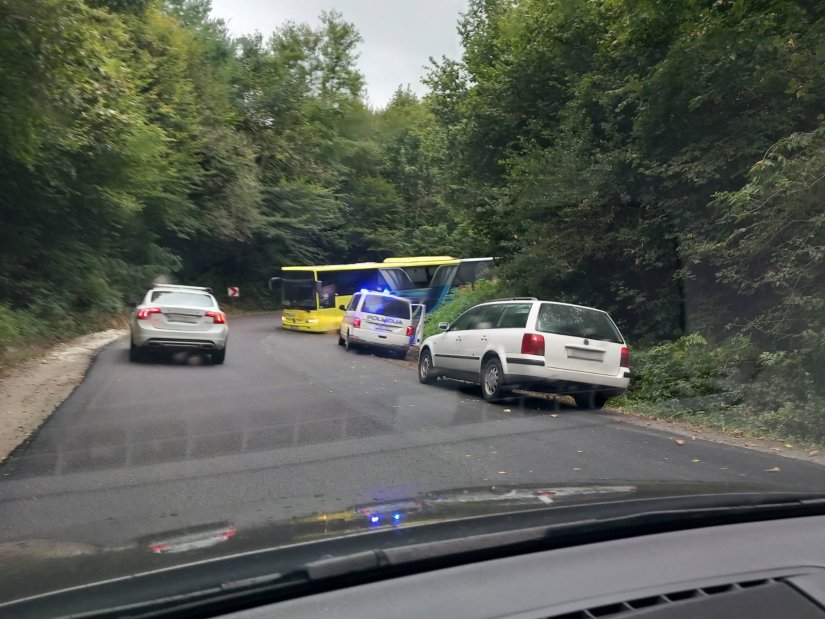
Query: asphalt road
[[1, 315, 823, 546]]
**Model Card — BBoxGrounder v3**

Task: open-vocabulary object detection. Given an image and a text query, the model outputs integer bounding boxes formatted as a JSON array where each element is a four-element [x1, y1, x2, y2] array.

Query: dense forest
[[1, 0, 823, 439]]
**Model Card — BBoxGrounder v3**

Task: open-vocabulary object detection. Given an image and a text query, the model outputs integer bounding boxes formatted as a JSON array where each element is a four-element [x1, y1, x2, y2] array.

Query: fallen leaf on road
[[497, 471, 507, 475], [503, 409, 512, 413], [691, 458, 701, 463], [675, 439, 685, 446], [573, 467, 581, 471], [784, 444, 793, 449], [809, 450, 820, 456], [577, 449, 584, 453], [766, 466, 781, 472], [550, 414, 558, 418], [769, 447, 782, 452], [691, 436, 697, 440]]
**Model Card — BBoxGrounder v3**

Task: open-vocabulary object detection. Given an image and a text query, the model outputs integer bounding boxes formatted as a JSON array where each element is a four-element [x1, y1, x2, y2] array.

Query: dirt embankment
[[0, 329, 126, 462]]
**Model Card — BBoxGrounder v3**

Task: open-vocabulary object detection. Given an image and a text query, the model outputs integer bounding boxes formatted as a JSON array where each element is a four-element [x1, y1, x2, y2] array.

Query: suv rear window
[[362, 294, 410, 319], [536, 303, 623, 343], [150, 291, 215, 308]]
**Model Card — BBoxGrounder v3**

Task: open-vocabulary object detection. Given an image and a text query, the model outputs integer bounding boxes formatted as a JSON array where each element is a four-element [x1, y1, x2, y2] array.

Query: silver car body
[[130, 285, 228, 352]]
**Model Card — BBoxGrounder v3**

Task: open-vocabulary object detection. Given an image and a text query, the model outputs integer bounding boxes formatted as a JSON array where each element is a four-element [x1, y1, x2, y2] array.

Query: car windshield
[[282, 277, 318, 310], [537, 304, 623, 344], [1, 0, 823, 611], [150, 291, 215, 308]]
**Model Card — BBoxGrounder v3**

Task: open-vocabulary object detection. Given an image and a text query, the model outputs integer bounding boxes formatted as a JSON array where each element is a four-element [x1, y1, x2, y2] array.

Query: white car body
[[130, 285, 228, 362], [418, 298, 630, 408], [339, 291, 416, 357]]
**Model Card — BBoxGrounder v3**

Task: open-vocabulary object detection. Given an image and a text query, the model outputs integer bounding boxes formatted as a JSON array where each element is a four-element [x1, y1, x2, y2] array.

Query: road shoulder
[[381, 345, 824, 467], [0, 329, 126, 462]]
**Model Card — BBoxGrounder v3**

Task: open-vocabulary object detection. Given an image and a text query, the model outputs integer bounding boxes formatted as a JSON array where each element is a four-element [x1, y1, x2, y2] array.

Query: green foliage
[[425, 0, 825, 442], [0, 0, 470, 358], [422, 279, 508, 338], [619, 334, 825, 443]]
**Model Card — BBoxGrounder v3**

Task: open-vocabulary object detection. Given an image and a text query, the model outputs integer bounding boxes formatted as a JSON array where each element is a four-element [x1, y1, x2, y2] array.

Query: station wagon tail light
[[521, 333, 545, 356], [136, 307, 161, 320], [205, 311, 226, 324], [353, 317, 361, 328], [621, 346, 630, 368], [406, 325, 414, 336]]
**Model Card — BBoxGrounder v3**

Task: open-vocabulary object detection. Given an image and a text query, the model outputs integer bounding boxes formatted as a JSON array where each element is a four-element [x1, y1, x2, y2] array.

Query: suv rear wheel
[[212, 348, 226, 365], [129, 340, 143, 362], [481, 356, 508, 401]]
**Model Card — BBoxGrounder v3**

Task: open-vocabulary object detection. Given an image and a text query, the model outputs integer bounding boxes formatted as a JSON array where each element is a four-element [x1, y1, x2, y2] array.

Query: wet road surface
[[1, 315, 823, 545]]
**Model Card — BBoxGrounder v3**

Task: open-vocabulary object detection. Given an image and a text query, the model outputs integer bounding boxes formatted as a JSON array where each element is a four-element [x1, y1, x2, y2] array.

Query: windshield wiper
[[7, 492, 825, 619]]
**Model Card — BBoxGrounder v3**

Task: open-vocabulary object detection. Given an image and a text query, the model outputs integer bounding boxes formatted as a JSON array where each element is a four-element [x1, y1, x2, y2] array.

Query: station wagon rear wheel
[[481, 357, 507, 401]]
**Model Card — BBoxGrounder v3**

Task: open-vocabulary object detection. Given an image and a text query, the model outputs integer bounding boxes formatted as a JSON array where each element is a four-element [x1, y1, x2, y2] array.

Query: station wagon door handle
[[455, 336, 462, 342], [481, 336, 488, 342]]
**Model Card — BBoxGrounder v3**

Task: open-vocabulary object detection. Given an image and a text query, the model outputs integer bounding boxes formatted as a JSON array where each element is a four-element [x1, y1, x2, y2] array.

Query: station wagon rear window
[[536, 303, 623, 343]]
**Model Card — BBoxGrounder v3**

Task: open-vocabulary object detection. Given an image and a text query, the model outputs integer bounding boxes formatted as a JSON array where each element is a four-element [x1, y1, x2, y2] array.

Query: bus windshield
[[282, 273, 317, 310]]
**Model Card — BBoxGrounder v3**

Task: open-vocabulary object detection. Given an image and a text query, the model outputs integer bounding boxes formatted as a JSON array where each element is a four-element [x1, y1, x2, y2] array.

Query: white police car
[[338, 291, 419, 359]]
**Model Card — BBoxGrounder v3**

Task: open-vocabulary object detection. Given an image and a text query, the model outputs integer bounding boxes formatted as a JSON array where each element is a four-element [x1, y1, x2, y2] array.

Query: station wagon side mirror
[[338, 304, 346, 311], [438, 322, 450, 331]]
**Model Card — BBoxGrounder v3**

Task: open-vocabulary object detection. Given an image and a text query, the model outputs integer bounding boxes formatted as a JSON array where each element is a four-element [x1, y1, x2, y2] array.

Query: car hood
[[0, 479, 796, 605]]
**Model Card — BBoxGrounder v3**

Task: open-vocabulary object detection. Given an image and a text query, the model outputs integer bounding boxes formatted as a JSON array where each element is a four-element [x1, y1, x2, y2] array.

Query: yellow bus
[[271, 256, 493, 333]]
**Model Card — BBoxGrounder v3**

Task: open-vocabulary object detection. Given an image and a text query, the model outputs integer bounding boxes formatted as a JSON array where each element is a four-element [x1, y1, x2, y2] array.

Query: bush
[[422, 279, 509, 338], [617, 333, 825, 444]]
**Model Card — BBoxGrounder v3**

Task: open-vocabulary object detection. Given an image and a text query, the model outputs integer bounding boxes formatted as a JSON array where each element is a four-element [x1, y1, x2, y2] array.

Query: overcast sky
[[210, 0, 468, 108]]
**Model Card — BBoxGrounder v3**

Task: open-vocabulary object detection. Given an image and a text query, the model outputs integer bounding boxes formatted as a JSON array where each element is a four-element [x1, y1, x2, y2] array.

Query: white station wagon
[[418, 298, 630, 408]]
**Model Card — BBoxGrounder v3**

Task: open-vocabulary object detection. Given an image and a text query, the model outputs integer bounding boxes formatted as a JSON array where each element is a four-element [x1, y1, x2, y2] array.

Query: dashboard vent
[[550, 578, 777, 619]]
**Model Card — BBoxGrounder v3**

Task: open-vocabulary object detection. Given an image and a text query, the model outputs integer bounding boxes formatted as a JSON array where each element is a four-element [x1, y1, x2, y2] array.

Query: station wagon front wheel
[[418, 349, 436, 384]]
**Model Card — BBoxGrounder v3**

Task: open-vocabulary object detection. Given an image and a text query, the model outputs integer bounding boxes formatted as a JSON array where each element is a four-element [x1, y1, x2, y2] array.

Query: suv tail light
[[136, 307, 161, 320], [406, 325, 414, 337], [353, 317, 361, 328], [620, 346, 630, 368], [205, 311, 226, 324], [521, 333, 545, 356]]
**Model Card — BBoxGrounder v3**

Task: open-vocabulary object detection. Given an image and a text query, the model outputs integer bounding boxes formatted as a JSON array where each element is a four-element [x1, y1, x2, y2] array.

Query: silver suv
[[418, 298, 630, 408], [130, 285, 228, 364]]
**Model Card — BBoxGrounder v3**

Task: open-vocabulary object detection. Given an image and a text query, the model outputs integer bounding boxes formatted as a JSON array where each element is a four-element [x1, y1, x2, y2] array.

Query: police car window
[[363, 295, 410, 319], [347, 294, 361, 311], [496, 303, 532, 328]]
